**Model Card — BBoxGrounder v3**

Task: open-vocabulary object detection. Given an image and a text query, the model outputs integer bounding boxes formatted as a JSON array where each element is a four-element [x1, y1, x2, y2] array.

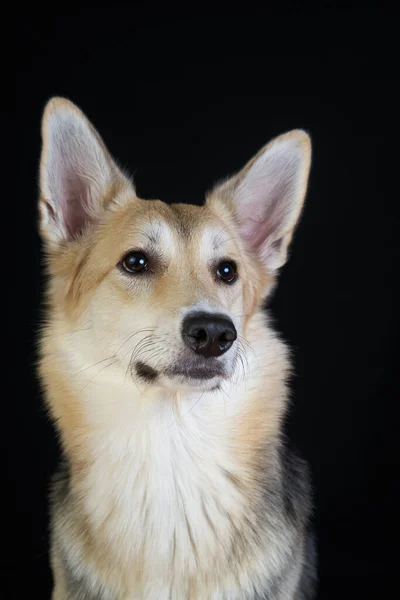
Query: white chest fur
[[74, 383, 255, 598]]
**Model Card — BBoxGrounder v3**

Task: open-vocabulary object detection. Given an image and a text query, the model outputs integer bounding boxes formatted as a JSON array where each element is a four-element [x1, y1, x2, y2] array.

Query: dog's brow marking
[[151, 220, 175, 253], [212, 225, 232, 251], [132, 221, 175, 257], [198, 227, 229, 261], [147, 231, 159, 246], [147, 221, 164, 245], [212, 234, 225, 252], [133, 223, 161, 246]]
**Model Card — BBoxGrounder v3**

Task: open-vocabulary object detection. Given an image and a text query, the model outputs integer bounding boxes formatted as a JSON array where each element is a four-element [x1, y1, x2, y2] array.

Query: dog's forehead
[[121, 201, 234, 256], [162, 202, 234, 253]]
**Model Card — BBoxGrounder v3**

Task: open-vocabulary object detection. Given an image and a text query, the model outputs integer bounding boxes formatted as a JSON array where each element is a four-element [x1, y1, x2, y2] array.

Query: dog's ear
[[208, 130, 311, 270], [39, 97, 131, 246]]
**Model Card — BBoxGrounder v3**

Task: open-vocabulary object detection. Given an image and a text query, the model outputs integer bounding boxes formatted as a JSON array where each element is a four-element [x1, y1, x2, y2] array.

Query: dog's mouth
[[166, 365, 224, 381], [165, 355, 227, 383], [135, 359, 226, 385]]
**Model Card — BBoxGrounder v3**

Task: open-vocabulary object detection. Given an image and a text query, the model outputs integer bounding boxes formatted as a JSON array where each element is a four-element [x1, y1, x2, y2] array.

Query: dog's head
[[39, 98, 311, 392]]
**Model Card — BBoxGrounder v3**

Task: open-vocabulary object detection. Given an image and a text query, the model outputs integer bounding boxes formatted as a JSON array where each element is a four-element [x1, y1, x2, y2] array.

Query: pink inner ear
[[60, 173, 94, 238], [234, 153, 297, 263], [63, 193, 92, 238], [239, 217, 274, 251], [237, 184, 289, 256]]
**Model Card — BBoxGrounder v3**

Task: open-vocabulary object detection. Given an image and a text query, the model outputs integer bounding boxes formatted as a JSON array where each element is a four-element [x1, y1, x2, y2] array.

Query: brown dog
[[38, 98, 316, 599]]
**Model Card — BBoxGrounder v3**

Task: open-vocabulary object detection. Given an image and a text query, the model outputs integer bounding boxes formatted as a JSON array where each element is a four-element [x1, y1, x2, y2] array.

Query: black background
[[12, 1, 399, 598]]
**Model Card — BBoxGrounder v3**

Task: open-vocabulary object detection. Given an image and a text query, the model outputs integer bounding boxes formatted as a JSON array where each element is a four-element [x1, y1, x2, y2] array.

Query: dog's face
[[39, 99, 311, 393]]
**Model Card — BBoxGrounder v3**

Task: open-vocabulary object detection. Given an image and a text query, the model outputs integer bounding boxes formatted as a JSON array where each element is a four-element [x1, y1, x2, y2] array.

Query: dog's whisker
[[238, 334, 254, 351], [44, 324, 93, 339], [54, 355, 118, 389], [115, 328, 156, 355], [127, 338, 154, 365], [167, 391, 206, 429], [77, 357, 120, 394]]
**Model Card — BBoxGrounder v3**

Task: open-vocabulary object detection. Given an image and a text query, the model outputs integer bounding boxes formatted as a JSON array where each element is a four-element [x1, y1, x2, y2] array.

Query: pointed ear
[[207, 130, 311, 270], [39, 97, 131, 245]]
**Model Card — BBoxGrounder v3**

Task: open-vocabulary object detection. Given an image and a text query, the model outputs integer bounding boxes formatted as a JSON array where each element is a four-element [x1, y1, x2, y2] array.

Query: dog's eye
[[120, 251, 148, 274], [216, 261, 237, 284]]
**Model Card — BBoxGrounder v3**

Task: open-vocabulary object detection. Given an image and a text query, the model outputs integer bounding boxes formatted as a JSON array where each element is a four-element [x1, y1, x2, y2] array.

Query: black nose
[[182, 313, 237, 358]]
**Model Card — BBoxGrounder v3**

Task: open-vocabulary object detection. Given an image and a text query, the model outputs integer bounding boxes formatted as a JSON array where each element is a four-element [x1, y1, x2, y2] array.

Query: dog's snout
[[182, 313, 237, 358]]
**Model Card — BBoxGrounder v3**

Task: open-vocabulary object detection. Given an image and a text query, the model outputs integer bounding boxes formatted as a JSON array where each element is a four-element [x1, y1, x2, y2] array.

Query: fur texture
[[38, 97, 317, 599]]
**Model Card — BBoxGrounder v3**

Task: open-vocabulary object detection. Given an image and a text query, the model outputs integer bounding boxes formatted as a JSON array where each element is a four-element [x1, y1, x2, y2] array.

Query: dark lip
[[166, 363, 225, 381], [171, 369, 218, 380]]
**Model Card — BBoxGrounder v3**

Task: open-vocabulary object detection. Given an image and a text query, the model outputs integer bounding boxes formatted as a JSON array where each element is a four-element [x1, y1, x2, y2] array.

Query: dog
[[38, 97, 317, 599]]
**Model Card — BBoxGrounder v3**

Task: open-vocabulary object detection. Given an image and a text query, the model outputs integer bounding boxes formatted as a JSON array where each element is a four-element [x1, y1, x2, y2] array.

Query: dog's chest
[[80, 410, 249, 592]]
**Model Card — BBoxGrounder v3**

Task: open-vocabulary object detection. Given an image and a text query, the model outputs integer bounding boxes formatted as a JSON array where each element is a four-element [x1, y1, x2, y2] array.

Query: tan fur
[[38, 98, 313, 599]]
